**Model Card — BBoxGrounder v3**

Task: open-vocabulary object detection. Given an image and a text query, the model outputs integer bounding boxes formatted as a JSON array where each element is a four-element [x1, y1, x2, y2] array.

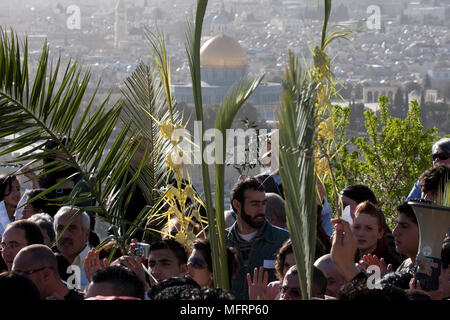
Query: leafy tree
[[329, 96, 438, 226]]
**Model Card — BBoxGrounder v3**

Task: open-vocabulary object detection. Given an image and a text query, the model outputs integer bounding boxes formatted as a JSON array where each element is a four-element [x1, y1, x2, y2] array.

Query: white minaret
[[114, 0, 128, 49]]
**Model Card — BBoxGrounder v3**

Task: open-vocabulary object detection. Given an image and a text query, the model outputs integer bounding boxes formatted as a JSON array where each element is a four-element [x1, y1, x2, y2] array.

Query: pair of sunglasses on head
[[432, 151, 450, 162], [187, 257, 208, 269]]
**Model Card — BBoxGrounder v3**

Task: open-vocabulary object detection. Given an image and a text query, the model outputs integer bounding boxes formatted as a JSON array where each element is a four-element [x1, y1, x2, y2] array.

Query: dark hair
[[275, 238, 293, 281], [5, 220, 44, 246], [230, 175, 265, 212], [191, 239, 238, 289], [395, 201, 417, 225], [340, 184, 378, 205], [150, 239, 187, 265], [432, 137, 450, 154], [379, 271, 413, 290], [0, 271, 41, 300], [192, 239, 213, 273], [152, 285, 201, 300], [28, 213, 56, 243], [153, 286, 236, 300], [91, 266, 145, 299], [26, 189, 49, 213], [354, 201, 390, 260], [255, 174, 284, 198], [337, 281, 408, 300], [0, 174, 19, 201], [418, 164, 450, 195], [149, 276, 200, 299], [200, 287, 235, 300]]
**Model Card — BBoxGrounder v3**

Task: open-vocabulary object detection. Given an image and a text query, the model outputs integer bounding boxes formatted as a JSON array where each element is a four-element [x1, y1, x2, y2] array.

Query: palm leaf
[[119, 27, 186, 239], [185, 0, 241, 289], [213, 75, 264, 289], [0, 28, 144, 240], [278, 51, 318, 300]]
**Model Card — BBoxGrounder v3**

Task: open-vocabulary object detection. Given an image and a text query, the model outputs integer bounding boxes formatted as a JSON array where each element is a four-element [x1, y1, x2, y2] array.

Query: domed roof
[[200, 34, 248, 68]]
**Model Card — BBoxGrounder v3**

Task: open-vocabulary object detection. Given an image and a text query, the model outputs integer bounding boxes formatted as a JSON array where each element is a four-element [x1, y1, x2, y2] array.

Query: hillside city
[[1, 0, 449, 189], [1, 1, 449, 112]]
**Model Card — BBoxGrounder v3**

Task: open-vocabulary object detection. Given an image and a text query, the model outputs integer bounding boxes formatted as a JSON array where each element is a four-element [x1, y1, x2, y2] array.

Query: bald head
[[12, 245, 62, 299], [13, 244, 59, 277], [314, 254, 346, 297]]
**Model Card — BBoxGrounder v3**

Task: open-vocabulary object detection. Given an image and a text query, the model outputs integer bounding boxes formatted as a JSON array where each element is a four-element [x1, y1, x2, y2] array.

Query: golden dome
[[200, 34, 248, 68]]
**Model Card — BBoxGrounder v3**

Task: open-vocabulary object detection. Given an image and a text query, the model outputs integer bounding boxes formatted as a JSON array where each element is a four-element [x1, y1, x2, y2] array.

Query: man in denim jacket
[[226, 176, 289, 300]]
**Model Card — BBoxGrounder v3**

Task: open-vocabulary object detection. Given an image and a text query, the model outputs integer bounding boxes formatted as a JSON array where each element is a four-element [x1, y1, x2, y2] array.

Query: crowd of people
[[0, 138, 449, 301]]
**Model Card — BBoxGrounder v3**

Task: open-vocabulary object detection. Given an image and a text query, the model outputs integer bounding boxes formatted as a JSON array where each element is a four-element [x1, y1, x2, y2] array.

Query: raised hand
[[409, 277, 444, 300], [358, 253, 393, 277], [247, 266, 269, 300], [84, 248, 109, 282], [330, 218, 359, 282]]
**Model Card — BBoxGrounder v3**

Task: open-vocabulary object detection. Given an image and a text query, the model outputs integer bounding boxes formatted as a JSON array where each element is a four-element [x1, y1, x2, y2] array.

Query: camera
[[134, 242, 151, 259]]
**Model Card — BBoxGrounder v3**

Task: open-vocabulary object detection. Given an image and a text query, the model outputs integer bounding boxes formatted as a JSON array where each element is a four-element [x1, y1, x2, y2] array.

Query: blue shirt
[[226, 221, 289, 300], [407, 180, 422, 200]]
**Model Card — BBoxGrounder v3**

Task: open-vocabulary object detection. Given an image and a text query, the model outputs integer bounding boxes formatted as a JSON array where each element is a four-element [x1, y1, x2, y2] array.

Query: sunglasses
[[18, 266, 53, 276], [432, 152, 450, 162], [187, 257, 208, 269]]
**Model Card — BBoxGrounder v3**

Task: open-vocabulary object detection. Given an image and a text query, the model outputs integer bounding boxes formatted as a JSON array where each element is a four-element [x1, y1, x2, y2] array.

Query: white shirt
[[237, 230, 258, 242], [0, 201, 12, 237], [70, 244, 91, 291]]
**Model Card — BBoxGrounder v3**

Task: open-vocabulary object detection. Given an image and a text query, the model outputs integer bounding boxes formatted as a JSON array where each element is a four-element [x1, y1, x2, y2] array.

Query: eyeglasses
[[187, 257, 208, 269], [17, 266, 53, 276], [432, 152, 450, 162]]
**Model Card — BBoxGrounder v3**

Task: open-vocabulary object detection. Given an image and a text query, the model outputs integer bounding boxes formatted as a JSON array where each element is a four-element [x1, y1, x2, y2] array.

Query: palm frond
[[213, 75, 264, 289], [120, 62, 175, 204], [185, 0, 236, 288], [278, 51, 318, 300], [0, 28, 143, 232]]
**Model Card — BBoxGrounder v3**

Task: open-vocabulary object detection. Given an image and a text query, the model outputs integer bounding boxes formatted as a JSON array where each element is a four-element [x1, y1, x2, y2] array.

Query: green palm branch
[[115, 26, 185, 241], [120, 61, 179, 205], [0, 28, 147, 250], [185, 0, 263, 289], [213, 75, 264, 289], [185, 0, 219, 287], [277, 0, 357, 299], [278, 51, 318, 300]]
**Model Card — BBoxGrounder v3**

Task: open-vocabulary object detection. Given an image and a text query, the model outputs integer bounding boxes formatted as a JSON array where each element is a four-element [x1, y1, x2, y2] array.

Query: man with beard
[[226, 176, 289, 299], [53, 206, 91, 290]]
